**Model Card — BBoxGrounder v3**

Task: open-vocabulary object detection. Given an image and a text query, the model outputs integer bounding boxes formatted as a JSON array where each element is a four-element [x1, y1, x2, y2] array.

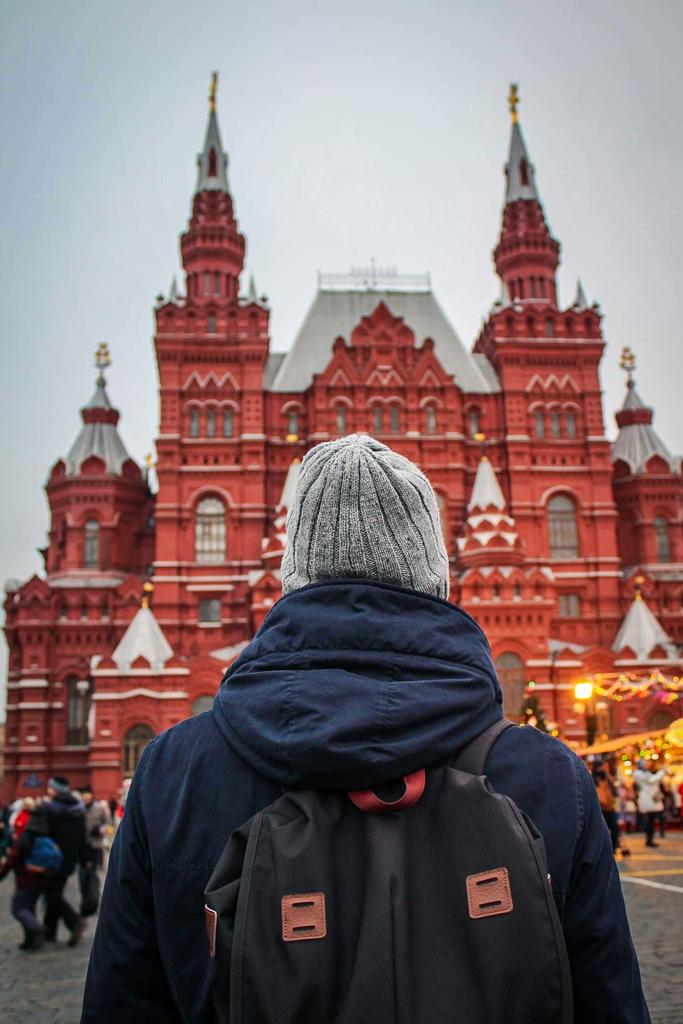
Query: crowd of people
[[0, 776, 124, 952], [592, 755, 682, 855]]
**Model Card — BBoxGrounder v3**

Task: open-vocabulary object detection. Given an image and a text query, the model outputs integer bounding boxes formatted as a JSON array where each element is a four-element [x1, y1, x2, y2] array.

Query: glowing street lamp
[[574, 681, 597, 745]]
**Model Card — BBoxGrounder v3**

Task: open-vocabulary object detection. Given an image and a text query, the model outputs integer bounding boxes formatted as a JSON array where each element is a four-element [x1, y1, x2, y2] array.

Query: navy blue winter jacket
[[82, 581, 650, 1023]]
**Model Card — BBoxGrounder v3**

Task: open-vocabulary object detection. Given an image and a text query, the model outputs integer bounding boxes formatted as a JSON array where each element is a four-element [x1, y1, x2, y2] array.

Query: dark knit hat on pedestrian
[[48, 776, 71, 797], [282, 435, 449, 599]]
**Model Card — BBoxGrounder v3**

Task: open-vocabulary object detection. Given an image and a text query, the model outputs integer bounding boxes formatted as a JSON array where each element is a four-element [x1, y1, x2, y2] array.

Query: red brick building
[[3, 83, 682, 800]]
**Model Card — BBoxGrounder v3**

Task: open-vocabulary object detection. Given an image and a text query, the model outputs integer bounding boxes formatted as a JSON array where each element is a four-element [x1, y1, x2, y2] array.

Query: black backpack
[[204, 720, 572, 1023]]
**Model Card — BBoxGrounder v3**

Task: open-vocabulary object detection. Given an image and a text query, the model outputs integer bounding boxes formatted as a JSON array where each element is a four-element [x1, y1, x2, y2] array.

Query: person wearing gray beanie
[[281, 434, 450, 599]]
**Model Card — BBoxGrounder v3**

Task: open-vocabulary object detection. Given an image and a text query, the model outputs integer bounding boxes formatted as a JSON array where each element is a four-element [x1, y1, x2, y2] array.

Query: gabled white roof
[[612, 596, 677, 661], [467, 457, 506, 513], [268, 288, 499, 394], [112, 605, 174, 672]]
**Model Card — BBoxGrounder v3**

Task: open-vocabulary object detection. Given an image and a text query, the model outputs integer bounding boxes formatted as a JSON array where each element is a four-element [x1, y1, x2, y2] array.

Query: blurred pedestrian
[[594, 759, 620, 853], [79, 786, 108, 917], [43, 776, 88, 946], [619, 777, 637, 833], [12, 797, 36, 839], [633, 760, 667, 848], [0, 805, 62, 950]]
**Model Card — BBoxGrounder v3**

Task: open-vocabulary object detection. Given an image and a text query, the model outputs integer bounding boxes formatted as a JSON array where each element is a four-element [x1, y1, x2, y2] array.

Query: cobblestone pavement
[[1, 834, 682, 1023], [619, 830, 683, 1024]]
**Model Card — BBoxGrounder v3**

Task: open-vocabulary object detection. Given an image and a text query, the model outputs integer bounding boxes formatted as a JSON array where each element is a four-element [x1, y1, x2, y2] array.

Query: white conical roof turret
[[612, 348, 677, 475], [112, 598, 174, 672], [467, 456, 506, 513], [613, 590, 677, 661], [64, 346, 136, 477]]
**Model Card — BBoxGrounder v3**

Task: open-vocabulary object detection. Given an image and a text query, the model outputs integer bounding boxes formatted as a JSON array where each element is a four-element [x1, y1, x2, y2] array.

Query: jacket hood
[[214, 580, 502, 790], [45, 793, 84, 818]]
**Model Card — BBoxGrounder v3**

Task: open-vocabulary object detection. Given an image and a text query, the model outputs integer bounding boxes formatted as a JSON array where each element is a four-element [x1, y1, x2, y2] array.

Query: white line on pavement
[[621, 876, 683, 895]]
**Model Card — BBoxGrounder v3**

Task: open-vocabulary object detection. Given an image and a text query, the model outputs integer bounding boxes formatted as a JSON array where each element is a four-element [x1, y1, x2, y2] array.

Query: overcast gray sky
[[1, 0, 682, 713]]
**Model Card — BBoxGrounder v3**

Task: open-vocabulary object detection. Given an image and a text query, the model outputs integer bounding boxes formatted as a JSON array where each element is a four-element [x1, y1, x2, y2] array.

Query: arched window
[[195, 497, 226, 564], [389, 405, 400, 435], [206, 409, 216, 438], [547, 494, 579, 559], [207, 313, 217, 334], [495, 653, 526, 717], [469, 409, 480, 438], [566, 412, 577, 438], [545, 318, 554, 338], [654, 516, 671, 562], [192, 696, 214, 716], [208, 147, 217, 177], [189, 408, 200, 438], [84, 519, 99, 568], [336, 405, 347, 435], [204, 271, 211, 296], [534, 411, 545, 439], [539, 278, 547, 298], [214, 272, 220, 295], [550, 411, 561, 438], [80, 599, 89, 621], [373, 405, 384, 434], [426, 405, 437, 435], [223, 408, 234, 438], [66, 676, 90, 746], [122, 724, 154, 775], [287, 410, 299, 439]]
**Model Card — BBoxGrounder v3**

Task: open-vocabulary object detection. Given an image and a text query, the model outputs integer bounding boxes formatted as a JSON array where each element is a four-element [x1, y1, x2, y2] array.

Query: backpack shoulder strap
[[453, 718, 515, 776]]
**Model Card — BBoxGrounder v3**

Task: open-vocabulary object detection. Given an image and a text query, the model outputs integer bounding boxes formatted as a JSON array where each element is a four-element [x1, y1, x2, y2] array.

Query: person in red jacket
[[0, 805, 54, 950]]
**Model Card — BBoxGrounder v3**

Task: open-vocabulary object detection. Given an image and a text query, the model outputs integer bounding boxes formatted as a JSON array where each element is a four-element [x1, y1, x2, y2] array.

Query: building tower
[[152, 74, 271, 656], [473, 85, 623, 727], [2, 347, 152, 797], [612, 347, 683, 646]]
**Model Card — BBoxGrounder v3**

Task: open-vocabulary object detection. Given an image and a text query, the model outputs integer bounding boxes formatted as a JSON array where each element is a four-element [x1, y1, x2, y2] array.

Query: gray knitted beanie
[[281, 435, 449, 599]]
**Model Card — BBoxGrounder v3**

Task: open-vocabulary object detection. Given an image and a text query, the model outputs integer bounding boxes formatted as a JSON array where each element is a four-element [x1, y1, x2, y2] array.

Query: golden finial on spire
[[141, 581, 154, 609], [634, 575, 645, 602], [144, 452, 155, 470], [508, 83, 520, 124], [619, 345, 636, 385], [209, 71, 218, 113], [94, 343, 111, 383]]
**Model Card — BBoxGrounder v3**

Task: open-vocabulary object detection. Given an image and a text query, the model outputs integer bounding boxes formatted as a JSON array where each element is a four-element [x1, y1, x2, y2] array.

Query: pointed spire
[[573, 279, 588, 310], [168, 276, 179, 303], [248, 274, 257, 302], [613, 584, 676, 661], [504, 84, 541, 204], [195, 71, 229, 194], [468, 456, 506, 513], [494, 85, 559, 308]]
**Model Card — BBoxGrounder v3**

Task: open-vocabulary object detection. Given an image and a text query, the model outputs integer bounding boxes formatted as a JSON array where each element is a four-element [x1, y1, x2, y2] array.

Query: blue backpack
[[26, 835, 63, 874]]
